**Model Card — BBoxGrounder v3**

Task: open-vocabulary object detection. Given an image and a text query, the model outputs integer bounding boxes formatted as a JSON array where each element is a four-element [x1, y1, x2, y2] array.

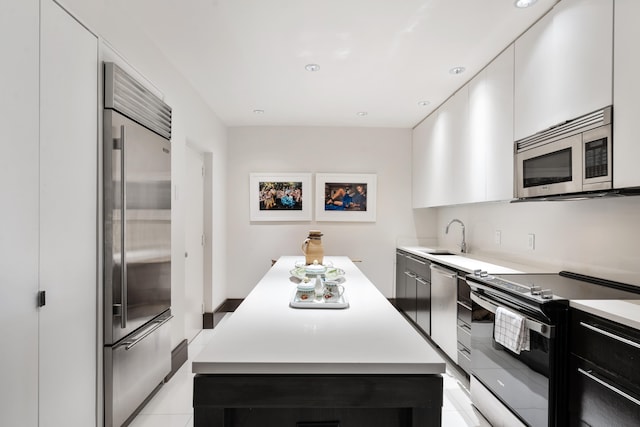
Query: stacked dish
[[289, 260, 348, 309]]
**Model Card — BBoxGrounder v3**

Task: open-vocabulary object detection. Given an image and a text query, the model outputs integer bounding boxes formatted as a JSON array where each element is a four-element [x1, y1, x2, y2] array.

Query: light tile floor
[[129, 315, 491, 427]]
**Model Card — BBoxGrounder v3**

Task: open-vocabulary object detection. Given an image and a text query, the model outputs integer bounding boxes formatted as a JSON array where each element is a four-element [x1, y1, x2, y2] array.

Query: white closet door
[[39, 1, 98, 426], [0, 0, 39, 425], [184, 145, 205, 342]]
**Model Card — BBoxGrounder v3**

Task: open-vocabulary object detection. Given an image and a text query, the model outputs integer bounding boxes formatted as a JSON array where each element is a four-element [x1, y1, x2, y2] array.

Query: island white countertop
[[193, 256, 446, 375]]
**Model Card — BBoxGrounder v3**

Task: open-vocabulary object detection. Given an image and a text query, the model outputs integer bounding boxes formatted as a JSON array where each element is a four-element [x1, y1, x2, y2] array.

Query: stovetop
[[467, 271, 640, 304]]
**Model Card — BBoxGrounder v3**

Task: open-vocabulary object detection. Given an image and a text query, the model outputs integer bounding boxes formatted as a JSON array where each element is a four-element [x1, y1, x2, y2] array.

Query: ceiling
[[117, 0, 558, 128]]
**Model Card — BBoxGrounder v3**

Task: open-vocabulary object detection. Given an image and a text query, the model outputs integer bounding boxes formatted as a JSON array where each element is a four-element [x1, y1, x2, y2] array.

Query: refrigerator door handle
[[123, 315, 173, 351], [120, 124, 128, 329]]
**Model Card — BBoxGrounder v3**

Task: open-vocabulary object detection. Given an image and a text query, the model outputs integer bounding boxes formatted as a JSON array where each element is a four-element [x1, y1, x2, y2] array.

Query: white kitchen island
[[192, 256, 446, 427]]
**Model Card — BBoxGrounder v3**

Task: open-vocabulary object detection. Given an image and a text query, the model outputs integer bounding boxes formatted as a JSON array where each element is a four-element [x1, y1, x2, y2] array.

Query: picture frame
[[249, 173, 312, 221], [315, 173, 377, 222]]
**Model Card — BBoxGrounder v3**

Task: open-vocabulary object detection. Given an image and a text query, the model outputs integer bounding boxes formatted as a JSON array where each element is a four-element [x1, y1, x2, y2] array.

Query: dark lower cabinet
[[220, 408, 408, 427], [193, 373, 443, 427], [569, 356, 640, 427], [396, 251, 429, 326], [403, 271, 418, 323], [569, 309, 640, 426], [395, 251, 407, 310]]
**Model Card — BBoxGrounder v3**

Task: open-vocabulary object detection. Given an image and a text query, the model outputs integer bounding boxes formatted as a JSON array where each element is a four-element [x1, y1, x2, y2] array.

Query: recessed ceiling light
[[418, 101, 431, 107], [356, 111, 368, 117], [514, 0, 538, 8], [449, 66, 466, 75], [305, 63, 320, 72], [253, 109, 265, 114]]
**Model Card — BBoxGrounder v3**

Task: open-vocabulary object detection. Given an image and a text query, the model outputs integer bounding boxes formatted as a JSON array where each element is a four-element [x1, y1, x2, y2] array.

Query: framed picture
[[315, 173, 377, 222], [249, 173, 312, 221]]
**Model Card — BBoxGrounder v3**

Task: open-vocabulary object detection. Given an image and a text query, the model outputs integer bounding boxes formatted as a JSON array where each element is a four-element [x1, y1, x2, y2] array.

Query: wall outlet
[[527, 233, 535, 250], [494, 230, 502, 245]]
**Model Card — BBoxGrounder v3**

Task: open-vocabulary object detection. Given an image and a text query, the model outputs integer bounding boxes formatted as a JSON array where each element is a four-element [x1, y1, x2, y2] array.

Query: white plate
[[289, 266, 346, 281]]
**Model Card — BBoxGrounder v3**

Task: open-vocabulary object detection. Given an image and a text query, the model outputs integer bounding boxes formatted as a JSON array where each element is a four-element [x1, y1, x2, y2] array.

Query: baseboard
[[164, 339, 188, 382], [203, 312, 214, 329], [203, 298, 244, 329]]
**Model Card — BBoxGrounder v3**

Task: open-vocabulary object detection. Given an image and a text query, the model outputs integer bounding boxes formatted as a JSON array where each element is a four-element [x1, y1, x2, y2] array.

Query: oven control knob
[[531, 286, 542, 295], [480, 271, 489, 278], [473, 269, 482, 276], [540, 289, 553, 299]]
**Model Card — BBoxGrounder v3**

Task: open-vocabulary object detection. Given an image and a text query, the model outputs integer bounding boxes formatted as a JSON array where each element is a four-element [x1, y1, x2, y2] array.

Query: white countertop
[[399, 246, 551, 274], [570, 300, 640, 330], [192, 256, 446, 375]]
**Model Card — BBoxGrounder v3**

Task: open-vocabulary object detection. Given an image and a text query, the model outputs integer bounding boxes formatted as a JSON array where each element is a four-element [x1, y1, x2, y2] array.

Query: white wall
[[432, 196, 640, 286], [227, 126, 436, 298], [56, 0, 228, 345]]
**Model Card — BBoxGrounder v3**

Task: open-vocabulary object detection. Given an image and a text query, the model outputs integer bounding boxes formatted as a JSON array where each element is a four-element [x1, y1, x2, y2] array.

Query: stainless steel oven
[[466, 271, 640, 427], [469, 280, 562, 427], [515, 106, 612, 199]]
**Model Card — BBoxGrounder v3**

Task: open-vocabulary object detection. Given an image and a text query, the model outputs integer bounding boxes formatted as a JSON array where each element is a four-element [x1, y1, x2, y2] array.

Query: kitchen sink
[[419, 249, 456, 256]]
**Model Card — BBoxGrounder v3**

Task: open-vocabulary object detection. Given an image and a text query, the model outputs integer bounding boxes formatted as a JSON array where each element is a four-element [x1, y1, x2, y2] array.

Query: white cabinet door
[[514, 0, 613, 140], [514, 9, 554, 141], [39, 1, 98, 426], [466, 72, 490, 204], [415, 87, 468, 208], [0, 1, 40, 426], [412, 113, 435, 208], [483, 45, 515, 201], [613, 0, 640, 189], [447, 86, 470, 205], [414, 46, 514, 208]]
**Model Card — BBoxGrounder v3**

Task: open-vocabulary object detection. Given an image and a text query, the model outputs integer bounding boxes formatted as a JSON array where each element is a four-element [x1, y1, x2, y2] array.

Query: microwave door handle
[[120, 125, 127, 329], [470, 293, 551, 338]]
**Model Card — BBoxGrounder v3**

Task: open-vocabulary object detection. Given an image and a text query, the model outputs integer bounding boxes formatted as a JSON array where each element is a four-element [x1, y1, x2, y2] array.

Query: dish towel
[[494, 306, 530, 354]]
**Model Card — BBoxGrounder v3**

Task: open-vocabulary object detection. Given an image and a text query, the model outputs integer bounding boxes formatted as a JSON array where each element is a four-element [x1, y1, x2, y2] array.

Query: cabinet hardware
[[37, 290, 46, 307], [121, 315, 173, 351], [579, 321, 640, 350], [578, 368, 640, 407]]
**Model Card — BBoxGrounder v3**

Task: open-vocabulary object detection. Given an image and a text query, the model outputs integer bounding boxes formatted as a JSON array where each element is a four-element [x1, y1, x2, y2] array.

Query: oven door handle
[[471, 292, 553, 338]]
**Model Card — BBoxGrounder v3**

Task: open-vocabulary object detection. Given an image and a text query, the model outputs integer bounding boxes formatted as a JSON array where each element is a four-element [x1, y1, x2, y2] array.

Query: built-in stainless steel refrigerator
[[103, 62, 173, 427]]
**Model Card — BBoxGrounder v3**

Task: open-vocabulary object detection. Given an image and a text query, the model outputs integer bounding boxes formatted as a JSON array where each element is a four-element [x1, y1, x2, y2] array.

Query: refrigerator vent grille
[[104, 62, 172, 140]]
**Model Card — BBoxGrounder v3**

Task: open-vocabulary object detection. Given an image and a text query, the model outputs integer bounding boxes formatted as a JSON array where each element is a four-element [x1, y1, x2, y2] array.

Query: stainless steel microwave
[[515, 106, 612, 199]]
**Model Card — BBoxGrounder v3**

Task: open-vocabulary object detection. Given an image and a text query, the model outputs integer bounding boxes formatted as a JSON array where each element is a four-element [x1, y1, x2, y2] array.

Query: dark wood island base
[[193, 373, 443, 427]]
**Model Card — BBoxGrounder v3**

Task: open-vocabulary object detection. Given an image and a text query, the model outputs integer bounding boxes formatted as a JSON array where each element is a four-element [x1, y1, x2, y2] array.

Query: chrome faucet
[[445, 219, 466, 253]]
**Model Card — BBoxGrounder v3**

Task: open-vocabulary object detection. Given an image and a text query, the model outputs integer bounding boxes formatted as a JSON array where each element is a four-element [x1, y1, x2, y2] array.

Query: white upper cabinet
[[412, 45, 514, 208], [471, 45, 515, 202], [412, 112, 436, 208], [514, 0, 613, 141], [442, 86, 469, 206], [412, 87, 468, 208], [613, 0, 640, 189]]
